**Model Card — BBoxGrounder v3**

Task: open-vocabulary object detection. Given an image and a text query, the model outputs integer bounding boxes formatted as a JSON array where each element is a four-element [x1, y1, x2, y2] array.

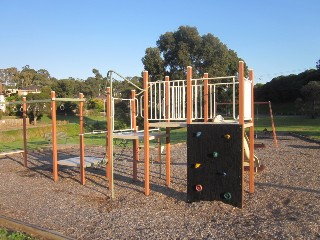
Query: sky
[[1, 0, 319, 84]]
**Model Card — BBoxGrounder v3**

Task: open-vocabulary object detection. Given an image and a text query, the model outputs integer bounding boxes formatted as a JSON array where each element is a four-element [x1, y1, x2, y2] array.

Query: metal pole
[[239, 61, 245, 124], [238, 61, 245, 207], [187, 66, 192, 124], [249, 70, 255, 194], [204, 73, 209, 122], [131, 90, 138, 181]]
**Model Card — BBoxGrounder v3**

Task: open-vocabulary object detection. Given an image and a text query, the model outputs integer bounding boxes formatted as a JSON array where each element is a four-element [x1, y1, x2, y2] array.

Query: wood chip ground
[[0, 133, 319, 239]]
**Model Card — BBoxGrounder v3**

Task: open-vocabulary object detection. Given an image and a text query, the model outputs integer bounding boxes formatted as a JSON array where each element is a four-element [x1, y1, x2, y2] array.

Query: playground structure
[[105, 61, 259, 207], [1, 60, 263, 208], [0, 93, 89, 184]]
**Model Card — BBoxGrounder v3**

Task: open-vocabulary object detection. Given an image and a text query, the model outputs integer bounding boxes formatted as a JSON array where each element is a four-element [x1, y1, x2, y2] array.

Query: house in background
[[17, 86, 41, 96], [0, 83, 5, 112]]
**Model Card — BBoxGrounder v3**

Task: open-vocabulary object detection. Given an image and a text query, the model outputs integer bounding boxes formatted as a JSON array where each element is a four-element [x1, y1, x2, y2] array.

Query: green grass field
[[0, 115, 319, 152]]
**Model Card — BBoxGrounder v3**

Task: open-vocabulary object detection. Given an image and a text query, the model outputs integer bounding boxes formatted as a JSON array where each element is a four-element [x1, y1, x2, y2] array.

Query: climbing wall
[[187, 124, 243, 208]]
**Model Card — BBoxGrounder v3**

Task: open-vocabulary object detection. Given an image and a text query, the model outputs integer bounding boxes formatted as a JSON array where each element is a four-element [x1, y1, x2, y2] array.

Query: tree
[[317, 59, 320, 70], [25, 88, 51, 125], [0, 67, 20, 86], [255, 69, 320, 103], [300, 81, 320, 118], [20, 65, 36, 87], [142, 26, 245, 81], [141, 48, 164, 81]]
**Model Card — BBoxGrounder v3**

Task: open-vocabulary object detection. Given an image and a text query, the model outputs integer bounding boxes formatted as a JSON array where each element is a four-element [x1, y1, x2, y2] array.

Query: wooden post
[[106, 87, 114, 197], [187, 66, 192, 124], [51, 91, 58, 182], [22, 97, 27, 167], [165, 76, 171, 187], [131, 90, 139, 181], [143, 71, 150, 196], [249, 70, 255, 193], [269, 101, 278, 147], [203, 73, 209, 122], [79, 93, 85, 185]]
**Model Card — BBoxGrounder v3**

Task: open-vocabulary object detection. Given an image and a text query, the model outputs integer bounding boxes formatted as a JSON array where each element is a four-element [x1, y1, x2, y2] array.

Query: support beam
[[143, 71, 150, 196], [165, 76, 171, 187], [51, 91, 58, 182], [79, 93, 85, 185], [106, 87, 114, 198], [269, 101, 278, 147], [22, 97, 27, 167]]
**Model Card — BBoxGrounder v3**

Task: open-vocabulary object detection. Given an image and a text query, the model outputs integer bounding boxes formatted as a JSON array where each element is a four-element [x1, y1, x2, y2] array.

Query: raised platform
[[112, 131, 167, 140], [149, 122, 187, 128], [149, 121, 253, 128], [58, 156, 103, 167]]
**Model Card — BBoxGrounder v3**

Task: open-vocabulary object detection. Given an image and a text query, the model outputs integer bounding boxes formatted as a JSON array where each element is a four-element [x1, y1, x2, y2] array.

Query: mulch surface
[[0, 133, 319, 239]]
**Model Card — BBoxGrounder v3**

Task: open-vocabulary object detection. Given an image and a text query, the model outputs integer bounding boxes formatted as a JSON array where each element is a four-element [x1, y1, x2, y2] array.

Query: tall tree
[[300, 81, 320, 118], [316, 59, 320, 70], [141, 47, 164, 81], [0, 67, 20, 86], [142, 26, 245, 81]]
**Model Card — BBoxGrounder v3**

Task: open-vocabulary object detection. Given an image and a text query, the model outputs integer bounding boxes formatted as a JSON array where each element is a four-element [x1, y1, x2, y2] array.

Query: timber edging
[[0, 214, 74, 240]]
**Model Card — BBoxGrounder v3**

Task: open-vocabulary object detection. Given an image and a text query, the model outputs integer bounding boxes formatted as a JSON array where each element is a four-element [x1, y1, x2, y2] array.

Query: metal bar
[[55, 98, 86, 102], [187, 66, 192, 124], [204, 73, 208, 122], [150, 83, 153, 119], [0, 99, 52, 105], [194, 82, 198, 119], [158, 81, 162, 119], [238, 61, 245, 208], [182, 80, 186, 119], [131, 90, 139, 181], [239, 61, 245, 124], [249, 70, 255, 194], [213, 85, 216, 118], [192, 76, 236, 81], [233, 77, 236, 120]]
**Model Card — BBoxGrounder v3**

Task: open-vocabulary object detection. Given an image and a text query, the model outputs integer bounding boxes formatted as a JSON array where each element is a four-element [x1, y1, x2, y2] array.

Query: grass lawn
[[255, 115, 320, 140], [0, 115, 319, 152]]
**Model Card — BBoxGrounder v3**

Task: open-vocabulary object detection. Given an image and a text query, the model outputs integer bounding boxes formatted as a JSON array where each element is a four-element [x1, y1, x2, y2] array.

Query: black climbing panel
[[187, 124, 243, 208]]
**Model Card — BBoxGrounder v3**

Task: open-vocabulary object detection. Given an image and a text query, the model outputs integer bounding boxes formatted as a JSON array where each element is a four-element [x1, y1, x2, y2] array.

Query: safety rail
[[138, 76, 248, 121]]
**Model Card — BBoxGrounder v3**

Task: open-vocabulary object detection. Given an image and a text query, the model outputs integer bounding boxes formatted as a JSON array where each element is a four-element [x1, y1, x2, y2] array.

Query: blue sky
[[1, 0, 319, 84]]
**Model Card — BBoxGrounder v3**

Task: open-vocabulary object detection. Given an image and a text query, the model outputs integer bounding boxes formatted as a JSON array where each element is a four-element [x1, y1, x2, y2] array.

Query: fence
[[0, 118, 30, 128]]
